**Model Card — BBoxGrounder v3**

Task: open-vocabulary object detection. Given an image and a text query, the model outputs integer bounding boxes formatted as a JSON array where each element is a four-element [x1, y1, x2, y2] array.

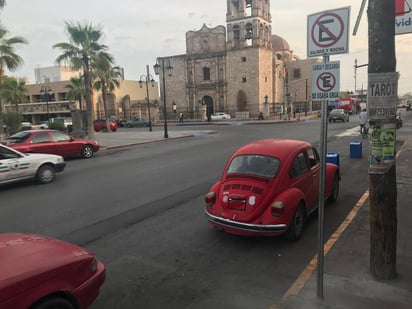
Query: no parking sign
[[312, 61, 340, 100], [307, 7, 350, 57]]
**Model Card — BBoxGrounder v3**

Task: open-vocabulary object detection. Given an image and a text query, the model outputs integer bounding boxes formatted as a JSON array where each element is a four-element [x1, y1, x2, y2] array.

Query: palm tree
[[0, 1, 7, 9], [0, 76, 27, 112], [65, 76, 86, 110], [93, 56, 122, 124], [0, 26, 28, 135], [53, 21, 113, 139]]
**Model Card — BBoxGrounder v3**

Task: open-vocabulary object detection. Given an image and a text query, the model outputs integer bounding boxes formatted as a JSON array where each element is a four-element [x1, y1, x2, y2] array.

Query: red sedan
[[1, 130, 100, 159], [93, 119, 118, 132], [0, 233, 105, 309], [204, 139, 340, 240]]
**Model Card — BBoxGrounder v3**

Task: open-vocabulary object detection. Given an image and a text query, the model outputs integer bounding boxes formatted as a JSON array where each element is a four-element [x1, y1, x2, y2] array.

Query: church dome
[[271, 34, 290, 51]]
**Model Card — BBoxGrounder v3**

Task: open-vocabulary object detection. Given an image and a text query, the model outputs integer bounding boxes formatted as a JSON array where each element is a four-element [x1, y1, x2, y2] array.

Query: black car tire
[[327, 174, 340, 203], [111, 128, 117, 132], [81, 145, 94, 159], [126, 124, 132, 128], [36, 164, 56, 184], [32, 297, 75, 309], [285, 203, 306, 241]]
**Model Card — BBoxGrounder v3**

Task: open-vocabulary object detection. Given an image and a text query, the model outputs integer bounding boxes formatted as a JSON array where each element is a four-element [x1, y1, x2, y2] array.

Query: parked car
[[211, 112, 231, 120], [125, 118, 151, 128], [204, 139, 340, 240], [38, 121, 49, 129], [0, 144, 65, 185], [49, 117, 73, 132], [94, 119, 118, 132], [1, 129, 100, 159], [0, 232, 105, 309], [329, 109, 349, 122], [20, 122, 32, 131]]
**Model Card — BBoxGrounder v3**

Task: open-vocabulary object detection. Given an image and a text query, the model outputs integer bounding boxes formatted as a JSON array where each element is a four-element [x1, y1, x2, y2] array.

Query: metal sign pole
[[317, 54, 329, 299]]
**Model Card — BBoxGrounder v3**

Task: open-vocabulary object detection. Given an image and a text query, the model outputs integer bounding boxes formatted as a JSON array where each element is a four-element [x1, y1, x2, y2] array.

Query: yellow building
[[4, 75, 160, 125]]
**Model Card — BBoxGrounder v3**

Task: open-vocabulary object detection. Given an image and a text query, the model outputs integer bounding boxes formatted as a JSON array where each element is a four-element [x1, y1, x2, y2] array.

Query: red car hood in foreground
[[0, 233, 105, 308]]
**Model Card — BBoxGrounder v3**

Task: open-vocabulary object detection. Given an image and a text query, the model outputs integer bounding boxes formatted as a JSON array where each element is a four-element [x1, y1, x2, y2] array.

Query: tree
[[0, 76, 27, 112], [0, 0, 6, 9], [53, 21, 113, 140], [93, 55, 121, 128], [0, 26, 28, 136], [65, 76, 86, 110], [368, 0, 397, 279]]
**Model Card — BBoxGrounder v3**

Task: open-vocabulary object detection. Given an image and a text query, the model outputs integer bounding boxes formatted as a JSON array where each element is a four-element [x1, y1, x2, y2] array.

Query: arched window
[[203, 67, 210, 80], [245, 23, 253, 39], [233, 25, 240, 40]]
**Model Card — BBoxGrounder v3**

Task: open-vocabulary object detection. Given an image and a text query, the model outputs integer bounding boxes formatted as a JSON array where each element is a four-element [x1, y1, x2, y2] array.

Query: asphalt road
[[0, 115, 372, 308]]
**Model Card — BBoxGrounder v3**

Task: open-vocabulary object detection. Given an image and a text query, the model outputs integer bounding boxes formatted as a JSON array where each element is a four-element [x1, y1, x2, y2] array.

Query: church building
[[158, 0, 321, 120]]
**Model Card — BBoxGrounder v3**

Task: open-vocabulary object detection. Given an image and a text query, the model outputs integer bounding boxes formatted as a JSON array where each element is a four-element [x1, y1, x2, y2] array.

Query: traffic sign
[[307, 7, 350, 57], [312, 61, 340, 100]]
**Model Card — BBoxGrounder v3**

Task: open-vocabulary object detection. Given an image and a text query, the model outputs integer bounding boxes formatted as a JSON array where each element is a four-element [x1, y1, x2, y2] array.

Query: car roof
[[233, 139, 311, 160]]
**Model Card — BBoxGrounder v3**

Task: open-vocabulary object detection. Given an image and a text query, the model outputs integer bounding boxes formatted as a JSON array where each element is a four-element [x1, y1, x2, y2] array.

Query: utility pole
[[368, 0, 397, 280]]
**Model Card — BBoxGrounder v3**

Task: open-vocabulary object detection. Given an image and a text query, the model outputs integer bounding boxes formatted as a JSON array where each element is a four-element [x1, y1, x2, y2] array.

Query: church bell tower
[[226, 0, 272, 49]]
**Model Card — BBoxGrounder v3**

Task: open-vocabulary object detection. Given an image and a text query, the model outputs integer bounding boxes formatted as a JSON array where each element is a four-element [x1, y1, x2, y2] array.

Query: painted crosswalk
[[335, 126, 362, 138]]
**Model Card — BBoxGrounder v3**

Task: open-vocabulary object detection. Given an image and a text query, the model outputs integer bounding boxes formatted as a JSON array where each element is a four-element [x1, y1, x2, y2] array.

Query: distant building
[[34, 65, 82, 83], [4, 78, 160, 125], [157, 0, 321, 120]]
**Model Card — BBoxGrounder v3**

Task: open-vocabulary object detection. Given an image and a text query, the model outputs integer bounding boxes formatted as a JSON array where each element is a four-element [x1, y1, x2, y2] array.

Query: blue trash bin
[[326, 152, 340, 166], [350, 141, 362, 158]]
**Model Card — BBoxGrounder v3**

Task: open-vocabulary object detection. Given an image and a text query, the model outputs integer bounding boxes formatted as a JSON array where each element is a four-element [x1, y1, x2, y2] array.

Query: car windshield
[[227, 154, 280, 178], [5, 132, 31, 143]]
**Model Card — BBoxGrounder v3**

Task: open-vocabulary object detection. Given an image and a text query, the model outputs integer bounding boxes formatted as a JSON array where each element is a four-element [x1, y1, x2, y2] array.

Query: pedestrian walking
[[359, 108, 368, 138], [178, 112, 184, 123]]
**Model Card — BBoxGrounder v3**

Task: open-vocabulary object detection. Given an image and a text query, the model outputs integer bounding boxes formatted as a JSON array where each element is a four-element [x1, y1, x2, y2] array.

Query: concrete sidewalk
[[95, 128, 217, 149], [274, 126, 412, 308]]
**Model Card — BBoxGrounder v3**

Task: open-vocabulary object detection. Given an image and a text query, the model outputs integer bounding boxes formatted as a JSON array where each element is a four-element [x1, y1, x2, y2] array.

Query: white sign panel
[[368, 72, 399, 120], [307, 7, 350, 57], [395, 0, 412, 34], [312, 61, 340, 100]]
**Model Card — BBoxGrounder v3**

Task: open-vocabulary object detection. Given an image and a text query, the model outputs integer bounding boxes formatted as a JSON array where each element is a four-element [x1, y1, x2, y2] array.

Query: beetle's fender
[[270, 187, 307, 222], [325, 163, 340, 196]]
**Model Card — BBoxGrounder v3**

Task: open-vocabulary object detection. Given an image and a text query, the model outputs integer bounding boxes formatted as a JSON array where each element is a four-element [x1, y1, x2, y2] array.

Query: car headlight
[[89, 256, 98, 273]]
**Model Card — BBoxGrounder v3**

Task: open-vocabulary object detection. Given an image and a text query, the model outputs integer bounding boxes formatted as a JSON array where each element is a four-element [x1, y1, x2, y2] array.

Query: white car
[[0, 144, 66, 185], [211, 112, 231, 120]]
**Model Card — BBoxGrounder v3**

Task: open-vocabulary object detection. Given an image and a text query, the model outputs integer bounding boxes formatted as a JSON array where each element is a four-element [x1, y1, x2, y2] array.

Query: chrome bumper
[[204, 209, 287, 234]]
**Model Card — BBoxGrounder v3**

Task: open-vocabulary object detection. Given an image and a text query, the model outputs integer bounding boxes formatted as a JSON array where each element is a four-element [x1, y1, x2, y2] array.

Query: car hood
[[0, 233, 92, 297]]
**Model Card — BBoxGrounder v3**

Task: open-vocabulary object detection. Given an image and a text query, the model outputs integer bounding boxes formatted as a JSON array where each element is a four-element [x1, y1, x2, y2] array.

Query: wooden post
[[368, 0, 397, 280]]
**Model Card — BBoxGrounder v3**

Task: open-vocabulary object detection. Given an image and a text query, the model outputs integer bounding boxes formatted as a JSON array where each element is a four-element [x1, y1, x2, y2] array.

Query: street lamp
[[40, 85, 53, 121], [139, 65, 155, 132], [154, 57, 173, 138]]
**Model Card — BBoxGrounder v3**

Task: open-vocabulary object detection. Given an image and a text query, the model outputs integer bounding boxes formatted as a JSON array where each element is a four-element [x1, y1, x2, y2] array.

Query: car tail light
[[271, 201, 285, 217], [205, 192, 216, 207]]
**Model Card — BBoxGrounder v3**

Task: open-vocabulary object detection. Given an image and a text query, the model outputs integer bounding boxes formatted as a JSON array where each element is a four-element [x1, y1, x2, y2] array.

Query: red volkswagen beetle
[[1, 130, 100, 159], [0, 233, 105, 309], [204, 139, 340, 240]]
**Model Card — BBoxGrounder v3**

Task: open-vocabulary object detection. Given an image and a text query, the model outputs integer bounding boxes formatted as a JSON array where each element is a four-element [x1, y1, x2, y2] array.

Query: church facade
[[159, 0, 321, 120]]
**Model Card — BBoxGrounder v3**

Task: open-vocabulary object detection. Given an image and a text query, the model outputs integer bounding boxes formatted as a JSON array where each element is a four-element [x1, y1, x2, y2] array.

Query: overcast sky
[[1, 0, 411, 94]]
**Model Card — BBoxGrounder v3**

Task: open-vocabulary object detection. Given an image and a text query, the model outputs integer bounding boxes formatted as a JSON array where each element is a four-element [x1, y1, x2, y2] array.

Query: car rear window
[[5, 132, 31, 143], [227, 155, 280, 178]]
